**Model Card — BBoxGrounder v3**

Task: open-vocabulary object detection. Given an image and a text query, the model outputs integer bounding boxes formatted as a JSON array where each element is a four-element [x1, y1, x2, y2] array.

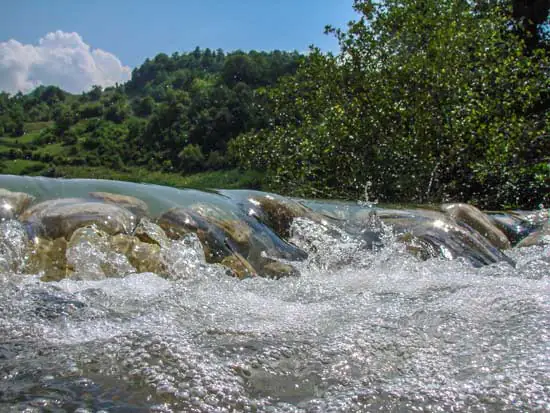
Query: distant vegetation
[[0, 49, 301, 187], [0, 0, 548, 209]]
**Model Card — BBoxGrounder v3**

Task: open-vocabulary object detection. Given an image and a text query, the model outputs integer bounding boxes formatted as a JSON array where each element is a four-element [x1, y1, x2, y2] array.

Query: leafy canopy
[[231, 0, 550, 208]]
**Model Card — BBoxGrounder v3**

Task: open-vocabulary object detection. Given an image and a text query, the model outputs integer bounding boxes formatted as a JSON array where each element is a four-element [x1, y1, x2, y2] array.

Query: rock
[[19, 197, 85, 220], [368, 208, 445, 231], [221, 253, 257, 279], [190, 203, 234, 222], [401, 218, 515, 268], [248, 196, 312, 239], [442, 203, 511, 250], [190, 203, 253, 250], [513, 209, 549, 228], [0, 188, 35, 220], [157, 208, 233, 262], [110, 233, 136, 255], [128, 240, 166, 274], [516, 223, 550, 248], [66, 226, 135, 280], [162, 233, 206, 279], [158, 205, 310, 279], [20, 199, 137, 240], [88, 191, 149, 217], [134, 217, 170, 247], [0, 220, 28, 272], [210, 218, 252, 248], [157, 208, 203, 238], [260, 259, 299, 279], [488, 213, 535, 245], [25, 237, 68, 281]]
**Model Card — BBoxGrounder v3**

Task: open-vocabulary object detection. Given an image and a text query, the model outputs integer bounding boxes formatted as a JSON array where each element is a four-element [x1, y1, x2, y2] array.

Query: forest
[[0, 0, 548, 209]]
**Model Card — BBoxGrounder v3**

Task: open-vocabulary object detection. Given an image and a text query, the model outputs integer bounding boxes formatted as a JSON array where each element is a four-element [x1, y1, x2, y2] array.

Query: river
[[0, 175, 548, 412]]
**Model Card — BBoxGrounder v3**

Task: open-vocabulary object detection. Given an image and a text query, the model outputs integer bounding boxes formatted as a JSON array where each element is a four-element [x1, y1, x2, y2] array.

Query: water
[[0, 176, 548, 412]]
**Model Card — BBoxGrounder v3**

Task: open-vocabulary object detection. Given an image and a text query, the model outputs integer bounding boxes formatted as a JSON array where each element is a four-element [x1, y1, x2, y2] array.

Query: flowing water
[[0, 176, 548, 412]]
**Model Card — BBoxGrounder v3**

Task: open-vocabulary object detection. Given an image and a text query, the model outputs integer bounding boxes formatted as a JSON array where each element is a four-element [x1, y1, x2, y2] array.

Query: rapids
[[0, 175, 548, 412]]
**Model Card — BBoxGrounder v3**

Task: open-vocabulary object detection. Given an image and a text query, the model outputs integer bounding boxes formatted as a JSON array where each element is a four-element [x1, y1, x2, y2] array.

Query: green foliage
[[2, 24, 546, 208], [85, 85, 103, 102], [79, 102, 104, 119], [0, 48, 301, 182], [0, 159, 47, 175], [104, 102, 130, 123], [222, 54, 259, 86], [53, 104, 78, 135], [232, 0, 550, 208], [205, 150, 228, 170], [46, 165, 265, 190], [178, 144, 205, 172], [134, 96, 155, 117]]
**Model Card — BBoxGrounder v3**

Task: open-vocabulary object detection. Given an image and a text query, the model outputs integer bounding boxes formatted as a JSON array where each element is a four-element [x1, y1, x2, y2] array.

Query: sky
[[0, 0, 358, 94]]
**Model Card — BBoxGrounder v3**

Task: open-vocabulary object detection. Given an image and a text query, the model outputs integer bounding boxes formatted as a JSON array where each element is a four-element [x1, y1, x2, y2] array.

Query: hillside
[[0, 48, 302, 186]]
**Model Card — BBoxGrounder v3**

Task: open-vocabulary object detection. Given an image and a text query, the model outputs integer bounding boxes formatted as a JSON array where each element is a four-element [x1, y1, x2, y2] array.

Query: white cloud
[[0, 31, 131, 94]]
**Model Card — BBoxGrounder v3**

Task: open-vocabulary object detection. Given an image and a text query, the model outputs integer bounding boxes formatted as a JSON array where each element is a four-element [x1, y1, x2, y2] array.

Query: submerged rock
[[487, 212, 536, 245], [401, 218, 515, 268], [158, 206, 306, 278], [110, 233, 136, 255], [134, 217, 170, 248], [221, 253, 257, 279], [66, 226, 135, 280], [0, 220, 28, 272], [161, 233, 206, 279], [261, 259, 300, 279], [88, 191, 149, 217], [127, 240, 165, 274], [247, 196, 315, 239], [442, 203, 511, 250], [157, 208, 232, 262], [20, 199, 137, 240], [0, 188, 35, 220], [516, 222, 550, 248], [196, 202, 309, 270], [25, 227, 173, 280], [190, 203, 254, 250], [25, 237, 68, 281], [515, 209, 549, 228]]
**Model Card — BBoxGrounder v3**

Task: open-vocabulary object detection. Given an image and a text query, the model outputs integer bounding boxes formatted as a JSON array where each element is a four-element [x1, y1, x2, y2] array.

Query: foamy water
[[0, 214, 548, 412]]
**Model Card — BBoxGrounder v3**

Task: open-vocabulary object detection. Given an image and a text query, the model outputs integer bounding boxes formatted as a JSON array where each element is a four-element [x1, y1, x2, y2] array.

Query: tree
[[53, 104, 77, 135], [104, 102, 130, 123], [134, 96, 155, 117], [86, 85, 103, 101], [178, 144, 205, 172], [222, 54, 259, 86], [232, 0, 550, 208]]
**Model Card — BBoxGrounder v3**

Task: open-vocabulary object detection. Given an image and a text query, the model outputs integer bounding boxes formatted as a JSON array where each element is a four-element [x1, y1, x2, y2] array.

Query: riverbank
[[0, 162, 265, 191]]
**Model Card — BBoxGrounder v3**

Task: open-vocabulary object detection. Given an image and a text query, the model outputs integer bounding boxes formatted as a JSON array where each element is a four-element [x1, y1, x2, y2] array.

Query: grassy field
[[0, 159, 47, 175], [25, 121, 54, 132]]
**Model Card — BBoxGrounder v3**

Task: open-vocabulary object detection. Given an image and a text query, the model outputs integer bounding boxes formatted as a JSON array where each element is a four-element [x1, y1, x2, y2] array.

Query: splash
[[0, 176, 548, 412]]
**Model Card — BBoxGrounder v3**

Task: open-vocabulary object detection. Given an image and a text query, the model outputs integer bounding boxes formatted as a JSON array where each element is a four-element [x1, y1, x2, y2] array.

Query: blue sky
[[0, 0, 357, 67]]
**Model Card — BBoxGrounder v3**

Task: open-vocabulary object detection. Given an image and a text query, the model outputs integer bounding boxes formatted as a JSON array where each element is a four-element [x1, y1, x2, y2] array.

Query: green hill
[[0, 49, 302, 188]]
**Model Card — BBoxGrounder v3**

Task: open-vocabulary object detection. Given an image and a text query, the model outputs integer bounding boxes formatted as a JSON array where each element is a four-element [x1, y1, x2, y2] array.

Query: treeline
[[0, 48, 302, 172], [232, 0, 550, 208]]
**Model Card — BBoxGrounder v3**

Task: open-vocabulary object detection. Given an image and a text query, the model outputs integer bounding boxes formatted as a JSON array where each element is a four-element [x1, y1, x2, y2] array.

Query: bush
[[205, 150, 227, 170], [178, 144, 205, 172], [21, 163, 46, 175]]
